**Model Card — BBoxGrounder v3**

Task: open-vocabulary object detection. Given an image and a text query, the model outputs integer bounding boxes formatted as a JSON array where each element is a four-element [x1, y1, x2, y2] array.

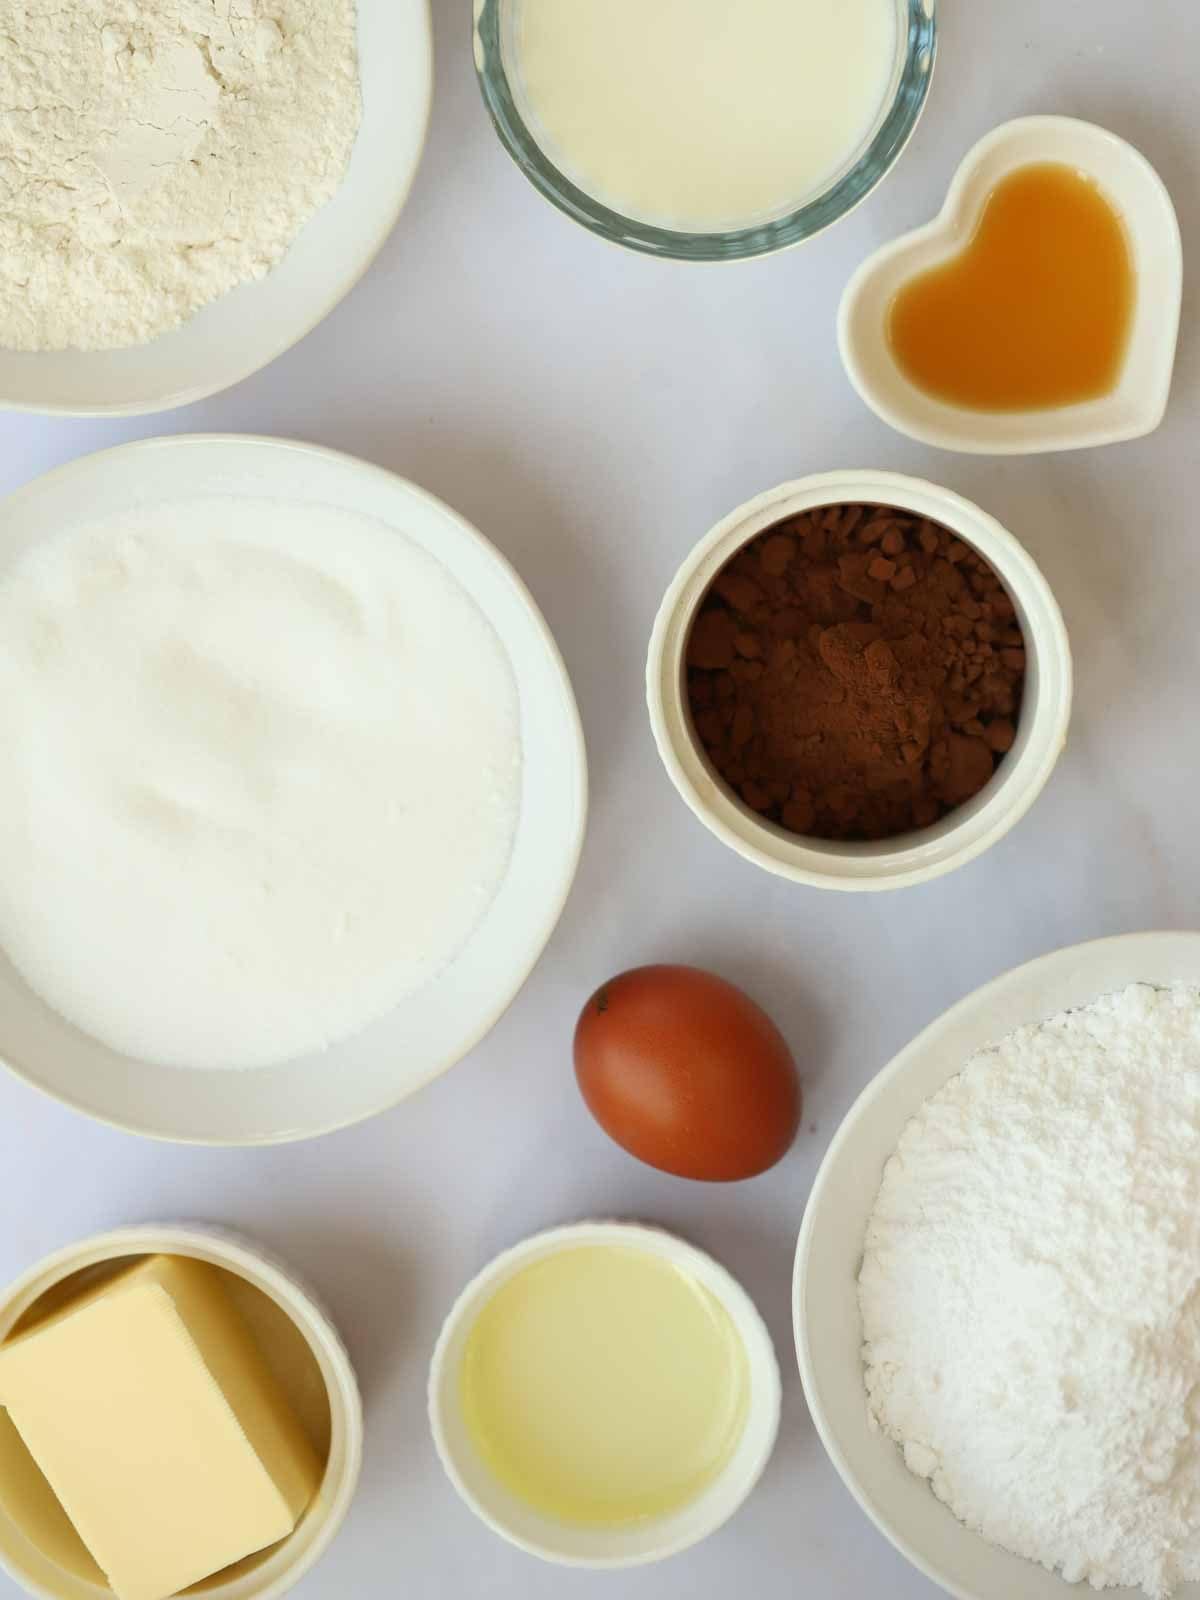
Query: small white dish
[[0, 0, 432, 417], [646, 470, 1072, 892], [839, 116, 1182, 454], [0, 1223, 362, 1600], [0, 436, 587, 1143], [428, 1221, 781, 1567], [794, 931, 1200, 1600]]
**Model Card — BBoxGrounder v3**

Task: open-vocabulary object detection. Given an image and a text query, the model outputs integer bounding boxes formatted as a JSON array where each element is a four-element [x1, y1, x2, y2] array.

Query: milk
[[512, 0, 899, 233]]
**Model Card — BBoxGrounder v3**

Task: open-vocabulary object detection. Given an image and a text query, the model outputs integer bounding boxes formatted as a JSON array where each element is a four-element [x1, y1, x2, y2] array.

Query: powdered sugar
[[859, 984, 1200, 1597], [0, 0, 360, 351]]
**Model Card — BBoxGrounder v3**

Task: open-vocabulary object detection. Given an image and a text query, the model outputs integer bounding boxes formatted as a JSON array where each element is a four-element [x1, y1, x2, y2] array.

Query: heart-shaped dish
[[839, 116, 1182, 454]]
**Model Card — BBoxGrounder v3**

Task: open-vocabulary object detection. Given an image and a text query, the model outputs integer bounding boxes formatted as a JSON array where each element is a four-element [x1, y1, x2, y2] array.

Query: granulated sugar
[[0, 498, 521, 1070], [860, 984, 1200, 1598]]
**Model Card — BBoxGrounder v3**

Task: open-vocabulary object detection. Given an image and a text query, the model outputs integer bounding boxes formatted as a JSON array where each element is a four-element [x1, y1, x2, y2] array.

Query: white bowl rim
[[427, 1219, 782, 1569], [0, 0, 434, 418], [0, 434, 589, 1144], [0, 1223, 364, 1600], [646, 469, 1073, 892], [838, 114, 1183, 455], [793, 929, 1200, 1600]]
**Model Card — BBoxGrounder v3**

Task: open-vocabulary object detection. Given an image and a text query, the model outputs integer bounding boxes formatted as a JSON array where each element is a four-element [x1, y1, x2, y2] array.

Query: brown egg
[[574, 965, 801, 1182]]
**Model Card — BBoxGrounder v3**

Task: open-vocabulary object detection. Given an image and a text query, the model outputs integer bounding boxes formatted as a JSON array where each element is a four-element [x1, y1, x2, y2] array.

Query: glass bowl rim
[[473, 0, 939, 262]]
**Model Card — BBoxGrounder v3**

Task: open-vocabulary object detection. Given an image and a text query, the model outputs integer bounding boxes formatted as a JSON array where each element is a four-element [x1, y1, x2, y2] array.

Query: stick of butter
[[0, 1254, 322, 1600]]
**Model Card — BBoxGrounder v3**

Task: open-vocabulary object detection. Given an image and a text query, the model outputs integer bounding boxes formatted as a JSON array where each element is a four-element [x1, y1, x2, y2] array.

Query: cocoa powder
[[685, 503, 1026, 841]]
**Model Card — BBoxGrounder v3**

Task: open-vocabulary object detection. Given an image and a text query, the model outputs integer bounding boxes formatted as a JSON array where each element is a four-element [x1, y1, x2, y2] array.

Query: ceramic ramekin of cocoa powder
[[647, 471, 1071, 892]]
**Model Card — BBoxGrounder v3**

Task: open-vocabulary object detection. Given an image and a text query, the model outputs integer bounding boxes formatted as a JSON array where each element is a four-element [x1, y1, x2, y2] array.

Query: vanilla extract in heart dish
[[887, 162, 1136, 412]]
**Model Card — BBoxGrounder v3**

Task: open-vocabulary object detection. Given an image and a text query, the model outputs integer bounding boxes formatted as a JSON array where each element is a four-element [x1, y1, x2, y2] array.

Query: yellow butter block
[[0, 1254, 322, 1600]]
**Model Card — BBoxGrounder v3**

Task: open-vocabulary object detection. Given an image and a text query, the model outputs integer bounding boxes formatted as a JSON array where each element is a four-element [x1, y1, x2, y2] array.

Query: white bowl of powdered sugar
[[796, 931, 1200, 1600], [0, 0, 431, 414], [0, 435, 586, 1142]]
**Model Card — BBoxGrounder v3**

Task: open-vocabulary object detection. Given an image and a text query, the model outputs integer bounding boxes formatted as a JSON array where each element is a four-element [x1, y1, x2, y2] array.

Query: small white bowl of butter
[[0, 1225, 362, 1600]]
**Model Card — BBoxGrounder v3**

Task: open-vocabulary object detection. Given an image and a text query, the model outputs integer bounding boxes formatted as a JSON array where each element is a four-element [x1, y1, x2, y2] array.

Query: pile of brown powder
[[685, 503, 1026, 842]]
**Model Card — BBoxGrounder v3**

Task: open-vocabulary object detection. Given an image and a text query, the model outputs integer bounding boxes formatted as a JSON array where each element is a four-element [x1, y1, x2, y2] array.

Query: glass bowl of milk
[[474, 0, 936, 260]]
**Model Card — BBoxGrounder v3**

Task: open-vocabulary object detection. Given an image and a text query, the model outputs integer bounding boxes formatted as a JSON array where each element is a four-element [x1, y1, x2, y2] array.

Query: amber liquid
[[888, 162, 1136, 412]]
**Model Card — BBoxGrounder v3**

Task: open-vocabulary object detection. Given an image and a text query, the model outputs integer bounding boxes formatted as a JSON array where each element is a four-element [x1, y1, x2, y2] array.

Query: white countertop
[[2, 1, 1198, 1595]]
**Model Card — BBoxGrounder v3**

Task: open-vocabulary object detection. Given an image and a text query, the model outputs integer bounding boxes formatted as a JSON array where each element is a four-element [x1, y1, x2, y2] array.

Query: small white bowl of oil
[[428, 1221, 781, 1567], [0, 1224, 362, 1600], [839, 116, 1182, 453]]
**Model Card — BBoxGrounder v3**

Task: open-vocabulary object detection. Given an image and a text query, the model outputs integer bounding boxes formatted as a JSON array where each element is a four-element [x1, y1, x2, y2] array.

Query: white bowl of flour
[[795, 931, 1200, 1600], [0, 0, 431, 415], [0, 436, 586, 1141]]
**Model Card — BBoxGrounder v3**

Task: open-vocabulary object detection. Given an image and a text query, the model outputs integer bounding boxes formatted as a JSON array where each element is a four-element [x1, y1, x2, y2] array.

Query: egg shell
[[573, 965, 801, 1182]]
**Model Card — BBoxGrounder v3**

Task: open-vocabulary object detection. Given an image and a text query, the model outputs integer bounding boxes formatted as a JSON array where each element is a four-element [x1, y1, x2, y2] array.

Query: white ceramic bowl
[[794, 931, 1200, 1600], [0, 1224, 362, 1600], [428, 1221, 781, 1567], [839, 116, 1183, 454], [647, 470, 1072, 892], [0, 0, 432, 416], [0, 436, 587, 1142]]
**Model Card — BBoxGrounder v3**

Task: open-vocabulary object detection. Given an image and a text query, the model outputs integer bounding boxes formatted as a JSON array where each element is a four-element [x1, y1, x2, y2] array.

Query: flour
[[859, 984, 1200, 1598], [0, 497, 522, 1070], [0, 0, 360, 351]]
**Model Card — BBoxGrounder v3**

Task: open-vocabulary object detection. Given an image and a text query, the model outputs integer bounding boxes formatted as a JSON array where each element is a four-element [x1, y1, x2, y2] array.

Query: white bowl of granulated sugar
[[0, 0, 431, 415], [0, 436, 587, 1143], [795, 930, 1200, 1600]]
